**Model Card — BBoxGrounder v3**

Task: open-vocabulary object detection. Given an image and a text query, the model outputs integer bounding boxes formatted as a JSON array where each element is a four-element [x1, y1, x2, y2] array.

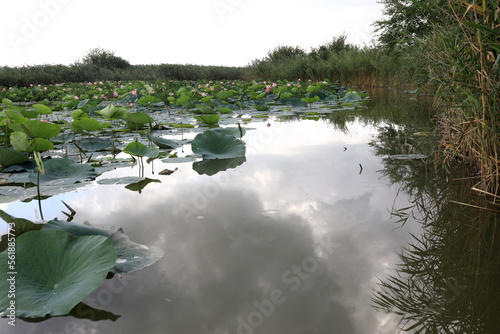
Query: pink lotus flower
[[74, 95, 79, 100], [131, 90, 137, 95], [113, 91, 119, 97]]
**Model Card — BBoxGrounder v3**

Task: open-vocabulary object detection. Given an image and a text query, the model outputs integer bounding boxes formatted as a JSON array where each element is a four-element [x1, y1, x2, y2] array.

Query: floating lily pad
[[0, 230, 116, 318], [28, 158, 97, 184], [0, 147, 29, 168], [42, 219, 164, 274], [343, 93, 362, 103], [149, 136, 181, 149], [390, 154, 428, 160], [97, 176, 145, 185], [209, 127, 246, 138], [76, 137, 115, 152], [161, 154, 202, 163], [191, 130, 246, 159]]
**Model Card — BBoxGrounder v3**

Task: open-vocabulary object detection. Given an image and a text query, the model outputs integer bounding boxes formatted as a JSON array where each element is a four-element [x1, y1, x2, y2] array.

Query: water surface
[[1, 92, 436, 334]]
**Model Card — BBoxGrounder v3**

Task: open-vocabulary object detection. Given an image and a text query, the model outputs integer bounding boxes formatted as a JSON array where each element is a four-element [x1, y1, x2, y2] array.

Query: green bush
[[80, 48, 131, 70]]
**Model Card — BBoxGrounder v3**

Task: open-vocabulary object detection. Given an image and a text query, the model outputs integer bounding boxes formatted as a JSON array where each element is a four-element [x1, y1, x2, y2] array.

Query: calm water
[[2, 92, 441, 333]]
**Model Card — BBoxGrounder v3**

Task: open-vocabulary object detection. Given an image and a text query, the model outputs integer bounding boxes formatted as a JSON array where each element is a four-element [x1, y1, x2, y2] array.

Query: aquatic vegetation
[[0, 211, 164, 318], [0, 79, 368, 200], [0, 80, 369, 321]]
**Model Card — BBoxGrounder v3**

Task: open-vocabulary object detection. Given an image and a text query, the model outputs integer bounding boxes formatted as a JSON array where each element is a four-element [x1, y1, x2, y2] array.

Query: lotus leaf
[[32, 104, 52, 115], [72, 118, 105, 132], [0, 147, 29, 168], [0, 230, 116, 317], [149, 136, 181, 149], [192, 130, 246, 159], [10, 132, 55, 153], [10, 120, 60, 138], [123, 141, 159, 158], [28, 158, 97, 184], [43, 219, 164, 274]]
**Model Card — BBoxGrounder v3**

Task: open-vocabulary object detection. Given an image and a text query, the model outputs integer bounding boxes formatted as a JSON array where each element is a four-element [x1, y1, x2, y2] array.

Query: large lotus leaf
[[123, 141, 159, 158], [195, 104, 215, 114], [76, 138, 115, 152], [194, 114, 220, 125], [343, 93, 362, 102], [149, 136, 181, 149], [215, 90, 235, 100], [32, 104, 52, 115], [96, 104, 126, 120], [28, 158, 97, 184], [0, 230, 116, 317], [72, 118, 105, 132], [287, 97, 308, 108], [71, 109, 88, 119], [10, 120, 60, 138], [0, 210, 43, 252], [0, 147, 29, 167], [10, 132, 54, 153], [121, 112, 153, 125], [3, 109, 27, 124], [43, 219, 164, 274], [2, 98, 13, 106], [193, 156, 246, 176], [192, 130, 246, 159], [324, 95, 339, 102], [209, 127, 246, 138]]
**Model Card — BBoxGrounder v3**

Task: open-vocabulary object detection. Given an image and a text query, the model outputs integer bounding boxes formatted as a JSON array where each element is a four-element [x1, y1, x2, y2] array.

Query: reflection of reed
[[372, 172, 500, 333]]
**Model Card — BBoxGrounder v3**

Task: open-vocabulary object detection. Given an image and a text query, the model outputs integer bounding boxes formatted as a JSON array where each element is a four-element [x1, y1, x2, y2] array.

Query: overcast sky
[[1, 0, 384, 67]]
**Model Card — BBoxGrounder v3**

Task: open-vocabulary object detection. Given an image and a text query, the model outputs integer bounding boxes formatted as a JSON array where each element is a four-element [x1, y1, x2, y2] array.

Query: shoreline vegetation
[[1, 1, 498, 198]]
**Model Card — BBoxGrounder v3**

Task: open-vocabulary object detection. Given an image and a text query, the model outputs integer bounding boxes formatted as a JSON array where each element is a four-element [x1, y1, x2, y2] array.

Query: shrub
[[80, 48, 131, 70]]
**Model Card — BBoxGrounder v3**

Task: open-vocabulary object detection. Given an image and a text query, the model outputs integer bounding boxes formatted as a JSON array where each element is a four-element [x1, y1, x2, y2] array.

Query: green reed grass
[[418, 0, 500, 198]]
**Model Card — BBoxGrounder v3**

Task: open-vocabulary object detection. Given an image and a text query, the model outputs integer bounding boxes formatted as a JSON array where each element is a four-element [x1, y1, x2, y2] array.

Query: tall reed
[[421, 0, 500, 198]]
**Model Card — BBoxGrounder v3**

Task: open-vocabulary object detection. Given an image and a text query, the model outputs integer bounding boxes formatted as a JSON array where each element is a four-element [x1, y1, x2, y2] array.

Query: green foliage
[[192, 130, 246, 159], [373, 0, 446, 53], [0, 230, 116, 317], [80, 48, 131, 70]]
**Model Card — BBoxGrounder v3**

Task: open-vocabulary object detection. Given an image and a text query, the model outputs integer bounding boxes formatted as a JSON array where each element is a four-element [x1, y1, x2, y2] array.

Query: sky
[[0, 0, 385, 68]]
